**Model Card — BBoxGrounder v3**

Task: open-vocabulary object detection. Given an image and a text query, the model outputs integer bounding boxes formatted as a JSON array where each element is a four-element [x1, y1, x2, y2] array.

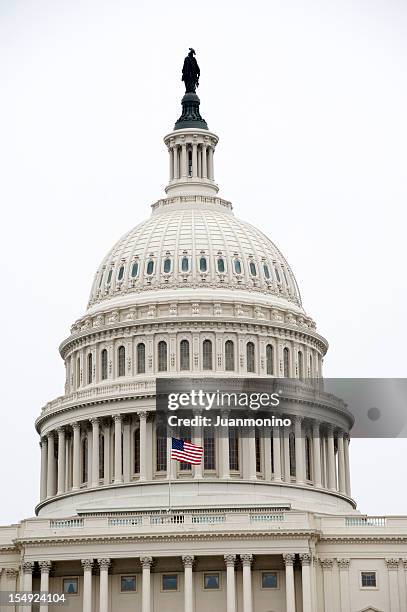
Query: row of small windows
[[99, 257, 290, 286], [75, 343, 315, 386]]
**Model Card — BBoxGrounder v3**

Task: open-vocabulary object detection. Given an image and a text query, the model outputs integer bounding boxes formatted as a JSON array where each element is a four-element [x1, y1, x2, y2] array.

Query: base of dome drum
[[36, 479, 356, 518]]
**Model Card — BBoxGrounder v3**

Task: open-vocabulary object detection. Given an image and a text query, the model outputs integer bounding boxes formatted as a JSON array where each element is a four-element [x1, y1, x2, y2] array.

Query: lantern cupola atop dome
[[165, 48, 219, 196]]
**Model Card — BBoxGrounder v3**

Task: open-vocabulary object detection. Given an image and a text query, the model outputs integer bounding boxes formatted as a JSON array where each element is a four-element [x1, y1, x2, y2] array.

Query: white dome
[[88, 195, 302, 310]]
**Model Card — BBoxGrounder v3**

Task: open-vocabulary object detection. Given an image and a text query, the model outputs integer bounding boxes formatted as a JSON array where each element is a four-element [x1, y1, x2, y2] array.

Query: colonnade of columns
[[18, 552, 312, 612], [168, 142, 215, 182], [39, 412, 352, 503]]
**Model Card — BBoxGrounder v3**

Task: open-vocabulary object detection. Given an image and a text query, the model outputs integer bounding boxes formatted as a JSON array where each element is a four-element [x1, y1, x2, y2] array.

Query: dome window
[[199, 257, 207, 273], [107, 269, 113, 284], [234, 259, 242, 274], [263, 264, 271, 280], [181, 256, 189, 272], [217, 258, 225, 273], [274, 266, 281, 283], [249, 262, 257, 276], [131, 261, 139, 278], [163, 258, 172, 273], [117, 266, 124, 281], [146, 260, 154, 275]]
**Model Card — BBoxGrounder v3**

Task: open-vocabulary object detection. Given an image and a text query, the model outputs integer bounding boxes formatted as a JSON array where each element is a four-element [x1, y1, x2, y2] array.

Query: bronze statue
[[182, 48, 200, 93]]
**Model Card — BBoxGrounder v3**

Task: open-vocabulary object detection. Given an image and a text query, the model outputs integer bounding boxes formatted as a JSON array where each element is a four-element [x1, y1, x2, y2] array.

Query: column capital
[[56, 426, 65, 436], [112, 414, 122, 423], [299, 553, 312, 566], [39, 560, 52, 574], [283, 553, 295, 567], [140, 556, 153, 568], [312, 420, 321, 434], [182, 555, 195, 568], [72, 421, 80, 432], [224, 554, 236, 567], [240, 554, 253, 567], [97, 558, 111, 571], [5, 568, 18, 578], [91, 418, 100, 426], [40, 436, 48, 447], [336, 558, 350, 570], [137, 411, 148, 421], [402, 558, 407, 570], [320, 558, 334, 570], [385, 558, 400, 570], [21, 561, 34, 574], [81, 559, 94, 571], [46, 431, 55, 440]]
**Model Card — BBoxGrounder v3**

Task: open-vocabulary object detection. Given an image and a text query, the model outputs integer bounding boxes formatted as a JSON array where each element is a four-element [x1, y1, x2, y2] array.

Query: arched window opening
[[274, 266, 281, 283], [289, 432, 296, 477], [99, 434, 104, 480], [98, 270, 104, 287], [81, 437, 88, 484], [309, 354, 313, 377], [180, 339, 190, 371], [204, 428, 216, 470], [156, 424, 167, 472], [305, 436, 312, 481], [118, 265, 124, 281], [107, 269, 112, 284], [266, 344, 274, 375], [263, 263, 271, 279], [234, 259, 242, 274], [217, 258, 225, 273], [246, 342, 255, 373], [118, 346, 126, 377], [101, 349, 108, 380], [283, 347, 290, 377], [137, 343, 146, 374], [158, 341, 168, 372], [282, 268, 289, 286], [146, 260, 154, 275], [225, 340, 235, 372], [179, 427, 192, 471], [229, 428, 239, 471], [298, 351, 304, 380], [199, 257, 207, 273], [134, 428, 140, 474], [87, 353, 93, 385], [202, 339, 213, 371], [249, 262, 257, 276], [255, 428, 262, 473], [163, 258, 172, 273], [181, 256, 189, 272], [131, 261, 139, 278]]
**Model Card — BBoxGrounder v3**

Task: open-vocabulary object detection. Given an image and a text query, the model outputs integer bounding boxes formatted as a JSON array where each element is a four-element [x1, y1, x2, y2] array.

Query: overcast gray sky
[[0, 0, 406, 525]]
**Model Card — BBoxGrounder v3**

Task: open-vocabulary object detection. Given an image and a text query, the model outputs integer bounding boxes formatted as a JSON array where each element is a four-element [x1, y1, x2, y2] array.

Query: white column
[[91, 418, 100, 487], [241, 554, 253, 612], [294, 417, 305, 484], [402, 559, 407, 610], [283, 426, 291, 482], [167, 433, 177, 480], [337, 432, 346, 494], [113, 414, 123, 484], [57, 427, 66, 495], [39, 561, 52, 612], [283, 553, 296, 612], [202, 144, 207, 178], [72, 422, 81, 490], [224, 554, 236, 612], [98, 558, 110, 612], [173, 146, 178, 179], [326, 426, 336, 491], [247, 428, 257, 480], [40, 437, 48, 501], [123, 417, 131, 483], [321, 559, 333, 612], [22, 561, 34, 612], [192, 142, 198, 178], [141, 556, 153, 612], [103, 420, 111, 485], [181, 143, 187, 177], [344, 434, 351, 496], [169, 147, 173, 180], [182, 555, 194, 612], [386, 559, 401, 612], [300, 554, 312, 612], [81, 559, 93, 612], [46, 433, 56, 498], [138, 411, 147, 481], [337, 559, 350, 612], [219, 411, 230, 479], [208, 146, 214, 180], [273, 426, 282, 482], [312, 421, 322, 488], [193, 415, 203, 479]]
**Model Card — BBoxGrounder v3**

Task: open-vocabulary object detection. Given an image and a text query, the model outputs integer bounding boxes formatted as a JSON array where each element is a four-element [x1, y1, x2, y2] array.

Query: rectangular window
[[162, 574, 178, 591], [204, 572, 220, 590], [204, 428, 215, 470], [261, 572, 278, 589], [361, 571, 377, 588], [121, 576, 137, 592], [63, 578, 78, 595], [229, 428, 239, 471]]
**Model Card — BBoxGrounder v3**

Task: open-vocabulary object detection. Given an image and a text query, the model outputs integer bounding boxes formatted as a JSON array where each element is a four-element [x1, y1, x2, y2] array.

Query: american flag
[[171, 437, 203, 465]]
